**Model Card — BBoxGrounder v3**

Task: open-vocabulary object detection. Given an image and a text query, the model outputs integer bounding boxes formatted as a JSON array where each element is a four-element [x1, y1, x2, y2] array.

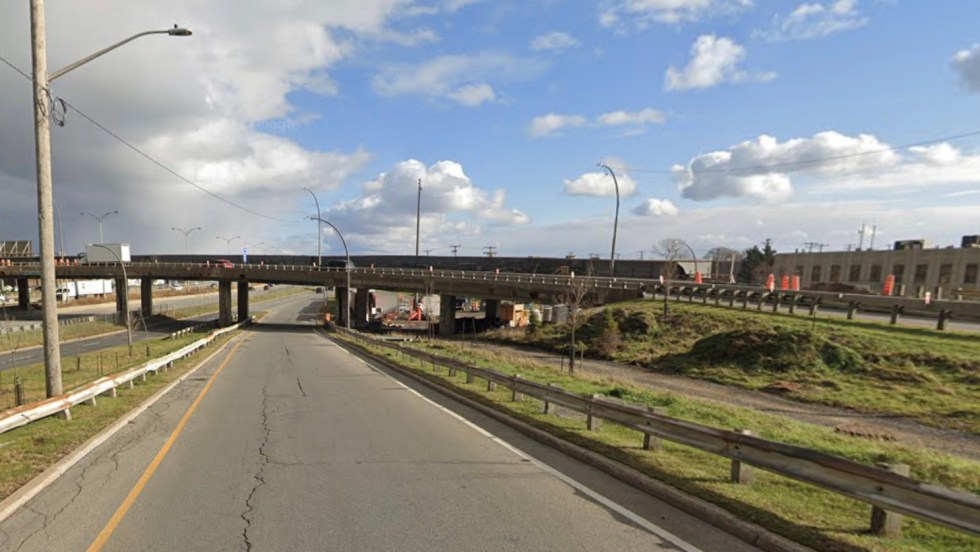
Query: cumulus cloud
[[564, 165, 638, 197], [599, 0, 753, 28], [665, 35, 774, 91], [951, 44, 980, 93], [528, 113, 588, 137], [675, 131, 980, 202], [372, 53, 546, 106], [597, 108, 666, 126], [531, 32, 579, 52], [632, 199, 679, 217], [755, 0, 868, 42], [322, 159, 529, 252]]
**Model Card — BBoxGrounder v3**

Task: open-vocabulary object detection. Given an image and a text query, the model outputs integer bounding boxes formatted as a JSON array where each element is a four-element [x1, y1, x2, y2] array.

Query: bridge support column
[[335, 287, 349, 326], [218, 280, 233, 326], [353, 289, 370, 325], [17, 278, 29, 310], [141, 278, 153, 317], [115, 278, 128, 325], [238, 279, 249, 322], [484, 299, 499, 321], [439, 294, 456, 337]]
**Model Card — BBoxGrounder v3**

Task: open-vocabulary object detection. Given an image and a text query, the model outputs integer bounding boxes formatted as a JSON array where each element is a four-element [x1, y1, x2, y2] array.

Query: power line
[[0, 52, 300, 224]]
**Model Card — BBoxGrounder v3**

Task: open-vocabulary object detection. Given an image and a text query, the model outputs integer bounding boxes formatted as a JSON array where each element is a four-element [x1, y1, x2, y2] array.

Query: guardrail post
[[889, 305, 901, 325], [448, 365, 457, 377], [642, 406, 668, 451], [511, 375, 523, 401], [14, 377, 24, 406], [587, 394, 602, 431], [101, 387, 117, 398], [937, 310, 949, 331], [543, 383, 557, 414], [809, 301, 819, 317], [771, 293, 780, 313], [486, 378, 496, 391], [847, 302, 857, 320], [85, 395, 97, 407], [870, 463, 911, 537], [788, 295, 797, 314], [465, 370, 475, 384], [730, 429, 754, 485], [126, 379, 135, 389]]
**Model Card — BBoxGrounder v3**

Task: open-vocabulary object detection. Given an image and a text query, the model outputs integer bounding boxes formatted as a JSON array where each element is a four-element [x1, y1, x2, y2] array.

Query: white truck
[[83, 243, 131, 263], [58, 280, 115, 299]]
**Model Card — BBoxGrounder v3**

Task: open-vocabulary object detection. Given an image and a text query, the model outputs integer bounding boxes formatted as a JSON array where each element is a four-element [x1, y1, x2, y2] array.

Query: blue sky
[[1, 1, 979, 259]]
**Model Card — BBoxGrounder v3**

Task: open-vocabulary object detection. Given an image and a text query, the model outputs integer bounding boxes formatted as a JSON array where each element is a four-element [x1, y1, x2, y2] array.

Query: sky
[[1, 0, 979, 260]]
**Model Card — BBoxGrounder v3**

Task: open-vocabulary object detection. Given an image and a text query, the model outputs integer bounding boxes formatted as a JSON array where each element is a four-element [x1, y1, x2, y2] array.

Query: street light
[[171, 226, 201, 254], [80, 210, 118, 244], [307, 216, 351, 331], [89, 243, 132, 351], [597, 163, 621, 278], [216, 235, 240, 255], [303, 187, 321, 267], [29, 0, 191, 399]]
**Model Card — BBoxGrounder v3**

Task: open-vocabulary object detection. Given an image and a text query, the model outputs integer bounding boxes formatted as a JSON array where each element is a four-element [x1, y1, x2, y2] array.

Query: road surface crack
[[241, 383, 272, 551], [296, 377, 307, 398]]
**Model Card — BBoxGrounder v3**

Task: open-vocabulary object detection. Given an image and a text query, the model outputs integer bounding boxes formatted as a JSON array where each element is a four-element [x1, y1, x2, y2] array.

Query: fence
[[336, 328, 980, 538]]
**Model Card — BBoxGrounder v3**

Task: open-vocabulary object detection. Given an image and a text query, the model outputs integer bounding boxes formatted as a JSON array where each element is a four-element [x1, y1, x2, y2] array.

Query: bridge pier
[[484, 299, 499, 322], [439, 294, 456, 337], [114, 278, 128, 325], [353, 288, 370, 325], [141, 278, 153, 317], [17, 278, 29, 310], [335, 287, 350, 326], [238, 278, 249, 322], [218, 280, 233, 326]]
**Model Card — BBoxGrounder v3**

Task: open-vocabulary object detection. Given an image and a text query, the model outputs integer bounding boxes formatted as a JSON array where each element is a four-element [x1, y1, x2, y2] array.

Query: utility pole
[[869, 224, 878, 250], [857, 223, 867, 251], [449, 244, 460, 257], [483, 246, 496, 258]]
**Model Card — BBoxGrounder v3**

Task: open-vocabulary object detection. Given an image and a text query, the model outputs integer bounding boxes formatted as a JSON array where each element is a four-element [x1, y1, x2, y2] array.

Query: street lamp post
[[597, 163, 621, 278], [80, 210, 118, 244], [30, 0, 190, 399], [307, 216, 350, 331], [171, 226, 201, 254], [216, 235, 240, 256], [89, 244, 131, 351], [303, 188, 321, 267], [415, 178, 422, 266]]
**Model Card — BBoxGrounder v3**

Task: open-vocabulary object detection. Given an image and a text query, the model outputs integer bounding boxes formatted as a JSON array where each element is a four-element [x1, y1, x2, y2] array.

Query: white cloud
[[756, 0, 868, 42], [599, 0, 753, 28], [372, 53, 547, 105], [665, 35, 774, 91], [675, 131, 980, 202], [531, 32, 579, 52], [323, 159, 529, 252], [528, 113, 588, 137], [564, 166, 638, 197], [951, 44, 980, 93], [597, 108, 666, 126], [633, 199, 679, 217]]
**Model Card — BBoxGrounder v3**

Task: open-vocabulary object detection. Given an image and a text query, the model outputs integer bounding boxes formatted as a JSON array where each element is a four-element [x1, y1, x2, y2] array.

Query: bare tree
[[555, 262, 595, 374], [652, 238, 690, 318]]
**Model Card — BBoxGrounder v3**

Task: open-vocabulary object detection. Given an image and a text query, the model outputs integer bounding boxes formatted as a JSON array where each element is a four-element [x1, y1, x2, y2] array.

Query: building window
[[848, 264, 861, 282], [869, 264, 882, 282], [811, 266, 822, 283], [914, 264, 928, 284], [830, 265, 841, 283], [965, 264, 979, 284], [938, 264, 953, 285], [893, 264, 905, 284]]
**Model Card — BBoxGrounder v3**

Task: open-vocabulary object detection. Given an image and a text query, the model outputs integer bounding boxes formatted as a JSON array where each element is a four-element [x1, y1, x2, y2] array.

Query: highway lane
[[0, 298, 760, 552]]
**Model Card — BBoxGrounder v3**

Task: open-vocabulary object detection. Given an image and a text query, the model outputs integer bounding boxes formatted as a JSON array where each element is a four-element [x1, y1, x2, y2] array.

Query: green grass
[[484, 300, 980, 435], [338, 333, 980, 552]]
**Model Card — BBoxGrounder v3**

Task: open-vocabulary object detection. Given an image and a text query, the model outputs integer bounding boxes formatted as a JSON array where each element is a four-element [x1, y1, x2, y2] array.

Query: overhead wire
[[0, 52, 300, 224]]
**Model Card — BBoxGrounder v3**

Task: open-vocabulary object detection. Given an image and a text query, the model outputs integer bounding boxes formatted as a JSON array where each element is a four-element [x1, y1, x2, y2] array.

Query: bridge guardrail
[[336, 328, 980, 538], [0, 318, 250, 436]]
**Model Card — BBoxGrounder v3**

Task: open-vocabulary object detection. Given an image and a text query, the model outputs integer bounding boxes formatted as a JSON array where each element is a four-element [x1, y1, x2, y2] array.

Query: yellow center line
[[86, 337, 248, 552]]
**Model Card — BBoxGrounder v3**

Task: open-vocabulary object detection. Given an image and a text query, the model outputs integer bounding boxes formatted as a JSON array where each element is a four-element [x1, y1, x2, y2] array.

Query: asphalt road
[[0, 296, 759, 552]]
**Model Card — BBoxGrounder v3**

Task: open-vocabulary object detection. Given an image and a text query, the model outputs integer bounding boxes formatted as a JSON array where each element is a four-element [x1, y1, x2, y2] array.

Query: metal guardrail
[[337, 328, 980, 537], [0, 319, 250, 436]]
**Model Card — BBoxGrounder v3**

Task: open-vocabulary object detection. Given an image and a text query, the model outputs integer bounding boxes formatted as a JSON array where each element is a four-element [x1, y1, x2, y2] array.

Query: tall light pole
[[216, 235, 240, 256], [415, 178, 422, 266], [80, 210, 118, 244], [171, 226, 201, 254], [303, 187, 321, 266], [308, 216, 351, 330], [597, 163, 621, 278], [30, 3, 191, 399], [90, 243, 131, 350]]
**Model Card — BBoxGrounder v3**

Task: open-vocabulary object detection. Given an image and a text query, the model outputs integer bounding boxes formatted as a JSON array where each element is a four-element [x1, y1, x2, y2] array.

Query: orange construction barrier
[[791, 275, 800, 291], [780, 275, 789, 290], [694, 271, 702, 284], [882, 274, 895, 296], [766, 273, 775, 292], [324, 313, 331, 322]]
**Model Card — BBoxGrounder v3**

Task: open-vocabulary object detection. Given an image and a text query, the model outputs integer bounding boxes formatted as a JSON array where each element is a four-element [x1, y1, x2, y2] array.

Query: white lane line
[[332, 336, 702, 552]]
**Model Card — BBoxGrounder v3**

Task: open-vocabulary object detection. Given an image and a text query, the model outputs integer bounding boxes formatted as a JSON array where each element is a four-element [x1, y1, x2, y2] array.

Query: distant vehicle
[[213, 259, 234, 268], [83, 243, 131, 263], [324, 259, 355, 269]]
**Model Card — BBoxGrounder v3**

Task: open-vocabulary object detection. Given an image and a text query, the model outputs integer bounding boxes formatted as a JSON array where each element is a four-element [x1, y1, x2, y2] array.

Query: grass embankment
[[338, 333, 980, 552], [482, 300, 980, 435], [0, 322, 248, 502], [0, 285, 309, 354]]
